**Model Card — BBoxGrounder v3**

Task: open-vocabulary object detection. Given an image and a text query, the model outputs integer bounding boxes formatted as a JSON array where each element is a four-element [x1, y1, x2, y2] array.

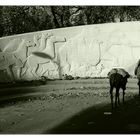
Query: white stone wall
[[0, 21, 140, 82]]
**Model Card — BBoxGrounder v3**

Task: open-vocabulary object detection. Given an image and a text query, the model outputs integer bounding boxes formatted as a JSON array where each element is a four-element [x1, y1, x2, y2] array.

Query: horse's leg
[[31, 65, 39, 79], [123, 90, 125, 103], [138, 79, 140, 96], [139, 84, 140, 96], [110, 86, 113, 109], [42, 69, 48, 77], [26, 65, 36, 79], [117, 89, 120, 105], [139, 85, 140, 96], [115, 94, 117, 108], [115, 88, 119, 107], [31, 68, 38, 79], [19, 60, 28, 77], [16, 67, 22, 80], [7, 65, 15, 82], [6, 67, 12, 81], [21, 66, 28, 77], [29, 68, 34, 78], [35, 64, 40, 77]]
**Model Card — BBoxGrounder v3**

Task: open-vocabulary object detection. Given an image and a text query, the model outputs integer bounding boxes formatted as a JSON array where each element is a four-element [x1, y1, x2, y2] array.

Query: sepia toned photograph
[[0, 5, 140, 134]]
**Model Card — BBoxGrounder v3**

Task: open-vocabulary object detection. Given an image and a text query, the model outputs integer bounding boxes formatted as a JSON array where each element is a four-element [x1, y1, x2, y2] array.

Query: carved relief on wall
[[0, 32, 66, 82], [22, 33, 66, 80], [0, 39, 36, 82], [2, 23, 140, 81], [57, 28, 104, 77], [0, 31, 67, 82]]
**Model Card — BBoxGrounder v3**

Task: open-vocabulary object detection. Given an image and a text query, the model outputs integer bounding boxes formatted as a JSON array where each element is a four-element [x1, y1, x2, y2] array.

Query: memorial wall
[[0, 21, 140, 82]]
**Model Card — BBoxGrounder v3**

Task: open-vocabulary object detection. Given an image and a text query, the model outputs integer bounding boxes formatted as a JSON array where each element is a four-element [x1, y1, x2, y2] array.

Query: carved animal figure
[[0, 39, 34, 81], [108, 68, 130, 108], [30, 33, 53, 53], [0, 53, 17, 81], [134, 59, 140, 95], [24, 35, 66, 78]]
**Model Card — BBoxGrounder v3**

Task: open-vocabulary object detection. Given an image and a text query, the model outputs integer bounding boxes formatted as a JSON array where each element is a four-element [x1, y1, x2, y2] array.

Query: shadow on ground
[[0, 81, 54, 107], [44, 95, 140, 134], [0, 80, 49, 89], [0, 87, 39, 107]]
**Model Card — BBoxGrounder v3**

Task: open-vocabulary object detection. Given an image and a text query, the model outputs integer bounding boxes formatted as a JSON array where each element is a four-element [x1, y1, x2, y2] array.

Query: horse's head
[[42, 32, 53, 40], [26, 40, 35, 48], [34, 34, 41, 40]]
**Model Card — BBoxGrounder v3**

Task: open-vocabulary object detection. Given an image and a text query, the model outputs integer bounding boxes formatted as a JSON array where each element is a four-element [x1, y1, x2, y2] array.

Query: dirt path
[[0, 78, 139, 134]]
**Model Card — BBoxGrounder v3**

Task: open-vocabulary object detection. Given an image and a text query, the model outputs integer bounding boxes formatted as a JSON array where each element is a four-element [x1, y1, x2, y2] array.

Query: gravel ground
[[0, 78, 139, 134]]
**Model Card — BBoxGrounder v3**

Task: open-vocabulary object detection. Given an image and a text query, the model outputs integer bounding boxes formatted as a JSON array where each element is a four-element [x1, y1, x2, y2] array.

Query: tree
[[0, 6, 140, 37]]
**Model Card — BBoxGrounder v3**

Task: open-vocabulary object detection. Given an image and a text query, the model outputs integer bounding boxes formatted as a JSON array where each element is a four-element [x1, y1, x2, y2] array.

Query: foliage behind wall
[[0, 6, 140, 37]]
